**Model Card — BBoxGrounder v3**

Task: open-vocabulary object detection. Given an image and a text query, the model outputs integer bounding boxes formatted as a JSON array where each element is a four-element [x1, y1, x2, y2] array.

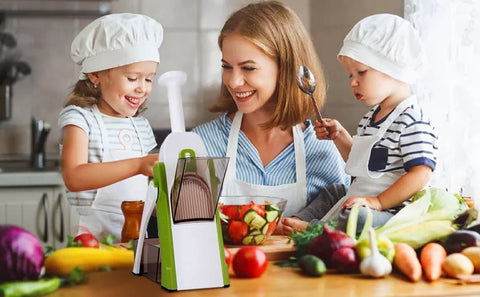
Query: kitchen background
[[0, 0, 401, 158]]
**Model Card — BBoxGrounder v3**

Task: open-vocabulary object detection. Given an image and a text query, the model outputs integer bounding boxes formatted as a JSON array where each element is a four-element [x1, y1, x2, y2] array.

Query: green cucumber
[[265, 204, 280, 212], [265, 210, 279, 222], [243, 209, 267, 229], [261, 223, 270, 235], [0, 278, 61, 297], [253, 234, 266, 245], [242, 235, 254, 245]]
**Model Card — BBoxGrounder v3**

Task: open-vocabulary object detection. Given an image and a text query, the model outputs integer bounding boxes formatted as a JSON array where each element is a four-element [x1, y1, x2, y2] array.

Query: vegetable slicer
[[133, 71, 230, 291]]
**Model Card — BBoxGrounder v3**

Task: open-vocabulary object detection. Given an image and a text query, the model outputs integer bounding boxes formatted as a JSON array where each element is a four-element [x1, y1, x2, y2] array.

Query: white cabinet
[[0, 186, 74, 249]]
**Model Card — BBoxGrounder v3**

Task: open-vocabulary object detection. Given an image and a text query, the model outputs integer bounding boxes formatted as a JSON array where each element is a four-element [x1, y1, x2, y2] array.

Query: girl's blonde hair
[[211, 0, 326, 129], [65, 76, 146, 116]]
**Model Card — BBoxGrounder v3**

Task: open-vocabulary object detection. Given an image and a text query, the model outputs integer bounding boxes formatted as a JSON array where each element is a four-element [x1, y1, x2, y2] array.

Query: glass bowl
[[218, 195, 287, 245]]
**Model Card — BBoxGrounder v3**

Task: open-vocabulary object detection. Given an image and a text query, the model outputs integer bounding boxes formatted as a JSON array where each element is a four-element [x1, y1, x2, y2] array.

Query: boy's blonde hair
[[211, 0, 326, 129]]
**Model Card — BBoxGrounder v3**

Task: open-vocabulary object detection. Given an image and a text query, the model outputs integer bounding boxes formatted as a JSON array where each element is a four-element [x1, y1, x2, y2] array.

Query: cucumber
[[265, 210, 279, 222], [249, 229, 262, 236], [298, 255, 326, 277], [265, 204, 280, 212], [261, 223, 270, 235], [242, 235, 254, 245], [253, 234, 266, 245], [243, 209, 267, 229]]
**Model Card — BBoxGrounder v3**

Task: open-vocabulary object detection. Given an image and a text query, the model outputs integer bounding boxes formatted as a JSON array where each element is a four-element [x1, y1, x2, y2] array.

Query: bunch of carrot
[[393, 242, 447, 282]]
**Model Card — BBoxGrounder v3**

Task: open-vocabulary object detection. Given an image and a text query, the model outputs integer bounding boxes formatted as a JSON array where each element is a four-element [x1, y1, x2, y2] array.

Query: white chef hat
[[338, 14, 424, 84], [71, 13, 163, 80]]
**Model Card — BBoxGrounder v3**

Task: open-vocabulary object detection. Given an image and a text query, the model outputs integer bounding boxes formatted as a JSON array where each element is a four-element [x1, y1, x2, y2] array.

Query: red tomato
[[232, 246, 268, 278], [224, 247, 232, 268], [73, 233, 99, 248], [221, 205, 240, 221], [228, 221, 248, 245]]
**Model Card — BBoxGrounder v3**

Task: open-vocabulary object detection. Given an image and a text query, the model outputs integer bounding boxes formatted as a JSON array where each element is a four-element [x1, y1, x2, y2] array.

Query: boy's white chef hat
[[338, 14, 424, 84], [71, 13, 163, 80]]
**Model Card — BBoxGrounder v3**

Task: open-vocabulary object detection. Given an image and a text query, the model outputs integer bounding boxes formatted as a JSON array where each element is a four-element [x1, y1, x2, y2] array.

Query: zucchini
[[44, 246, 134, 277]]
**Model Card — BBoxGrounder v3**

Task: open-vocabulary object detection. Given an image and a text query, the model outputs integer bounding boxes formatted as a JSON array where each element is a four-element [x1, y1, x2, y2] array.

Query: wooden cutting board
[[226, 235, 296, 261]]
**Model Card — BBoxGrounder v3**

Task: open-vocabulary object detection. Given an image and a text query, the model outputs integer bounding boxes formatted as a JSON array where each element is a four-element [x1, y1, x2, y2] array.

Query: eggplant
[[444, 230, 480, 254]]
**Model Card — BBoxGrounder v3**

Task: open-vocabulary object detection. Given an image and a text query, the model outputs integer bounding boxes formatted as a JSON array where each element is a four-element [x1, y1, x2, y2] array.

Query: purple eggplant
[[444, 230, 480, 254]]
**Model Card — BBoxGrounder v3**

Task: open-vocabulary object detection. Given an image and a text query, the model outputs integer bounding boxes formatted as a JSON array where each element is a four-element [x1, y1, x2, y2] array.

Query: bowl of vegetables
[[218, 196, 287, 245]]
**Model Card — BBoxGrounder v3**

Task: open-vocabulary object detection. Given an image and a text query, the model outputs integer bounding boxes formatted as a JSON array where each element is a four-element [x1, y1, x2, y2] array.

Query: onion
[[306, 225, 355, 267], [330, 246, 358, 273], [0, 225, 44, 283]]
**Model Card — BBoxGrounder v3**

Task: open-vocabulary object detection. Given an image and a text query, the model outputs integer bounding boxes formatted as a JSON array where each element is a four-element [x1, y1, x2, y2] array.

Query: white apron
[[77, 105, 148, 241], [222, 112, 307, 217], [321, 96, 416, 221]]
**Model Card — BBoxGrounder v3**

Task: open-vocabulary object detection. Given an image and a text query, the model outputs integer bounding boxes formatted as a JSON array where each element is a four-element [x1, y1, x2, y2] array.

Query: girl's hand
[[341, 196, 383, 211], [138, 154, 159, 177], [314, 118, 344, 140], [275, 217, 309, 235]]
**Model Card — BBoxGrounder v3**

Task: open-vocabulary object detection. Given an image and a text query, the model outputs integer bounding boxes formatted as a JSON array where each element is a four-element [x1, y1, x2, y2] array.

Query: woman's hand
[[275, 217, 309, 235], [138, 154, 159, 177], [314, 118, 344, 140], [341, 196, 383, 211]]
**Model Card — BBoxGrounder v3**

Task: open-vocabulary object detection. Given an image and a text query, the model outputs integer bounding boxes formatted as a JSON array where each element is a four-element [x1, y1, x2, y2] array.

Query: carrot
[[420, 242, 447, 282], [394, 243, 422, 282]]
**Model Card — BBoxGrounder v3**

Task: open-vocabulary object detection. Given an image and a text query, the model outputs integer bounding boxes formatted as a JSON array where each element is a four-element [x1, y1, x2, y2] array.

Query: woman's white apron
[[221, 112, 307, 217]]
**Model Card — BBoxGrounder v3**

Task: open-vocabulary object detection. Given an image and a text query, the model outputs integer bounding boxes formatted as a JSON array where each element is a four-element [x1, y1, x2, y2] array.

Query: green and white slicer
[[133, 71, 230, 291]]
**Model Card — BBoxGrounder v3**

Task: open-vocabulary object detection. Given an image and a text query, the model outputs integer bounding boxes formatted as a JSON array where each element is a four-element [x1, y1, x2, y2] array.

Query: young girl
[[193, 1, 350, 229], [283, 14, 438, 233], [59, 13, 163, 241]]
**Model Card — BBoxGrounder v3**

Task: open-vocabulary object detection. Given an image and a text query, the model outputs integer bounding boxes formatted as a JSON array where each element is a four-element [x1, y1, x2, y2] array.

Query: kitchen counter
[[45, 265, 480, 297], [0, 171, 63, 187]]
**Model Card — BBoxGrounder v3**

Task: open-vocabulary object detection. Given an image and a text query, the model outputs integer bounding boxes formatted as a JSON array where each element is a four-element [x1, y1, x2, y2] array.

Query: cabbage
[[412, 188, 468, 214], [0, 225, 44, 283]]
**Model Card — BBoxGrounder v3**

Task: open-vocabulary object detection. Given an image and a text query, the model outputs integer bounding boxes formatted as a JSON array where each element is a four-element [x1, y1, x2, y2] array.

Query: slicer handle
[[158, 71, 187, 133]]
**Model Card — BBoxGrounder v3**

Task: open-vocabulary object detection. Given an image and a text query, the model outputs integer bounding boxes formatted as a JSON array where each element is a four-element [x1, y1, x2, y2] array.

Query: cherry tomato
[[232, 246, 268, 278], [73, 233, 99, 248], [224, 247, 232, 268]]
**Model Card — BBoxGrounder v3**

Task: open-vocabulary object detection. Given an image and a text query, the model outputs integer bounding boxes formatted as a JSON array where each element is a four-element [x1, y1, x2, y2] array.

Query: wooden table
[[45, 264, 480, 297]]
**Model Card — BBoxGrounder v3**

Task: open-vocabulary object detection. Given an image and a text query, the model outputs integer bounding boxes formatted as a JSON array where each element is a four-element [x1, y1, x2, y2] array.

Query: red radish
[[331, 246, 358, 273], [307, 226, 355, 267]]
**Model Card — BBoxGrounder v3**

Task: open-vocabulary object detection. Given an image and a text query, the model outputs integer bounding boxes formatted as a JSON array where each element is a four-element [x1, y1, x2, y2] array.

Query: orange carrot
[[394, 243, 422, 282], [420, 242, 447, 282]]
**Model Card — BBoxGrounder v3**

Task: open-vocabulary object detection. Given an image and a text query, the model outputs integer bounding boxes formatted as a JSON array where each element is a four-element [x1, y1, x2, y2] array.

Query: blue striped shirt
[[358, 103, 437, 173], [193, 113, 351, 203], [58, 105, 157, 206]]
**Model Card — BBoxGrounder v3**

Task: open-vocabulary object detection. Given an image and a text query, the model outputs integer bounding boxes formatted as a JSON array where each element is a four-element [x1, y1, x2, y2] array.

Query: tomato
[[221, 205, 240, 221], [239, 201, 265, 218], [232, 246, 268, 278], [73, 233, 99, 248], [224, 247, 232, 268], [228, 221, 248, 245]]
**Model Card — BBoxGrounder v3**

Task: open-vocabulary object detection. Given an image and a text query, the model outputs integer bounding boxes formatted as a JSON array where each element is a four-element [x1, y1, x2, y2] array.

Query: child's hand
[[275, 217, 309, 235], [314, 118, 343, 140], [341, 196, 382, 211], [138, 154, 159, 177]]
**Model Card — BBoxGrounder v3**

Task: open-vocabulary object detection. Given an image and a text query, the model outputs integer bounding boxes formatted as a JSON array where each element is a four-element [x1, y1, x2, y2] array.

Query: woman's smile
[[234, 90, 256, 102]]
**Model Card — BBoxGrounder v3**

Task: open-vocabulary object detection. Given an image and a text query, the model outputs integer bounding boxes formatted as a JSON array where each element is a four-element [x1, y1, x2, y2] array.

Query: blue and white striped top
[[58, 105, 157, 206], [359, 103, 437, 173], [193, 113, 351, 203]]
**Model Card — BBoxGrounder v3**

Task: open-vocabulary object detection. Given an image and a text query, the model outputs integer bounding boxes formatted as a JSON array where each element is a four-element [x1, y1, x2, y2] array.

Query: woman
[[193, 1, 350, 233]]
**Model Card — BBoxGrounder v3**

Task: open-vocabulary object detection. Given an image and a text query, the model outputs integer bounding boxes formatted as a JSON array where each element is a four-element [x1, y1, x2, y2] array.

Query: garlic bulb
[[359, 228, 392, 278]]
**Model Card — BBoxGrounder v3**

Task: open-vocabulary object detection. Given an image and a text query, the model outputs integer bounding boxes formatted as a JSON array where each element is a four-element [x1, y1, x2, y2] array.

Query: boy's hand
[[314, 119, 343, 140], [276, 217, 309, 235], [341, 196, 382, 211]]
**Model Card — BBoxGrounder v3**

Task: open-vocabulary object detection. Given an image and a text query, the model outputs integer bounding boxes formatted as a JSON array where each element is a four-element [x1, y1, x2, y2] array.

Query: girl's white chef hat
[[71, 13, 163, 80], [338, 14, 424, 84]]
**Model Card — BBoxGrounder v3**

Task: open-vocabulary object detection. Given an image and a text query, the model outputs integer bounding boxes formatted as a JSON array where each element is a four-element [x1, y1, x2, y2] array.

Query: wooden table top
[[45, 263, 480, 297]]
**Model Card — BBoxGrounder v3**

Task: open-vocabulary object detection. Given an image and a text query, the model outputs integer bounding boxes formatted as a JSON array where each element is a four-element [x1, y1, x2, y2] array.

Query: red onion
[[306, 225, 355, 267], [330, 246, 358, 273], [0, 225, 44, 282]]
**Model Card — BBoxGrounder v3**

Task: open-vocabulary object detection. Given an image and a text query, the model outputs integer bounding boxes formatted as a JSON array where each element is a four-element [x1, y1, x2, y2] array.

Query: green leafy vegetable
[[288, 221, 337, 258], [101, 234, 116, 246], [66, 235, 82, 248]]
